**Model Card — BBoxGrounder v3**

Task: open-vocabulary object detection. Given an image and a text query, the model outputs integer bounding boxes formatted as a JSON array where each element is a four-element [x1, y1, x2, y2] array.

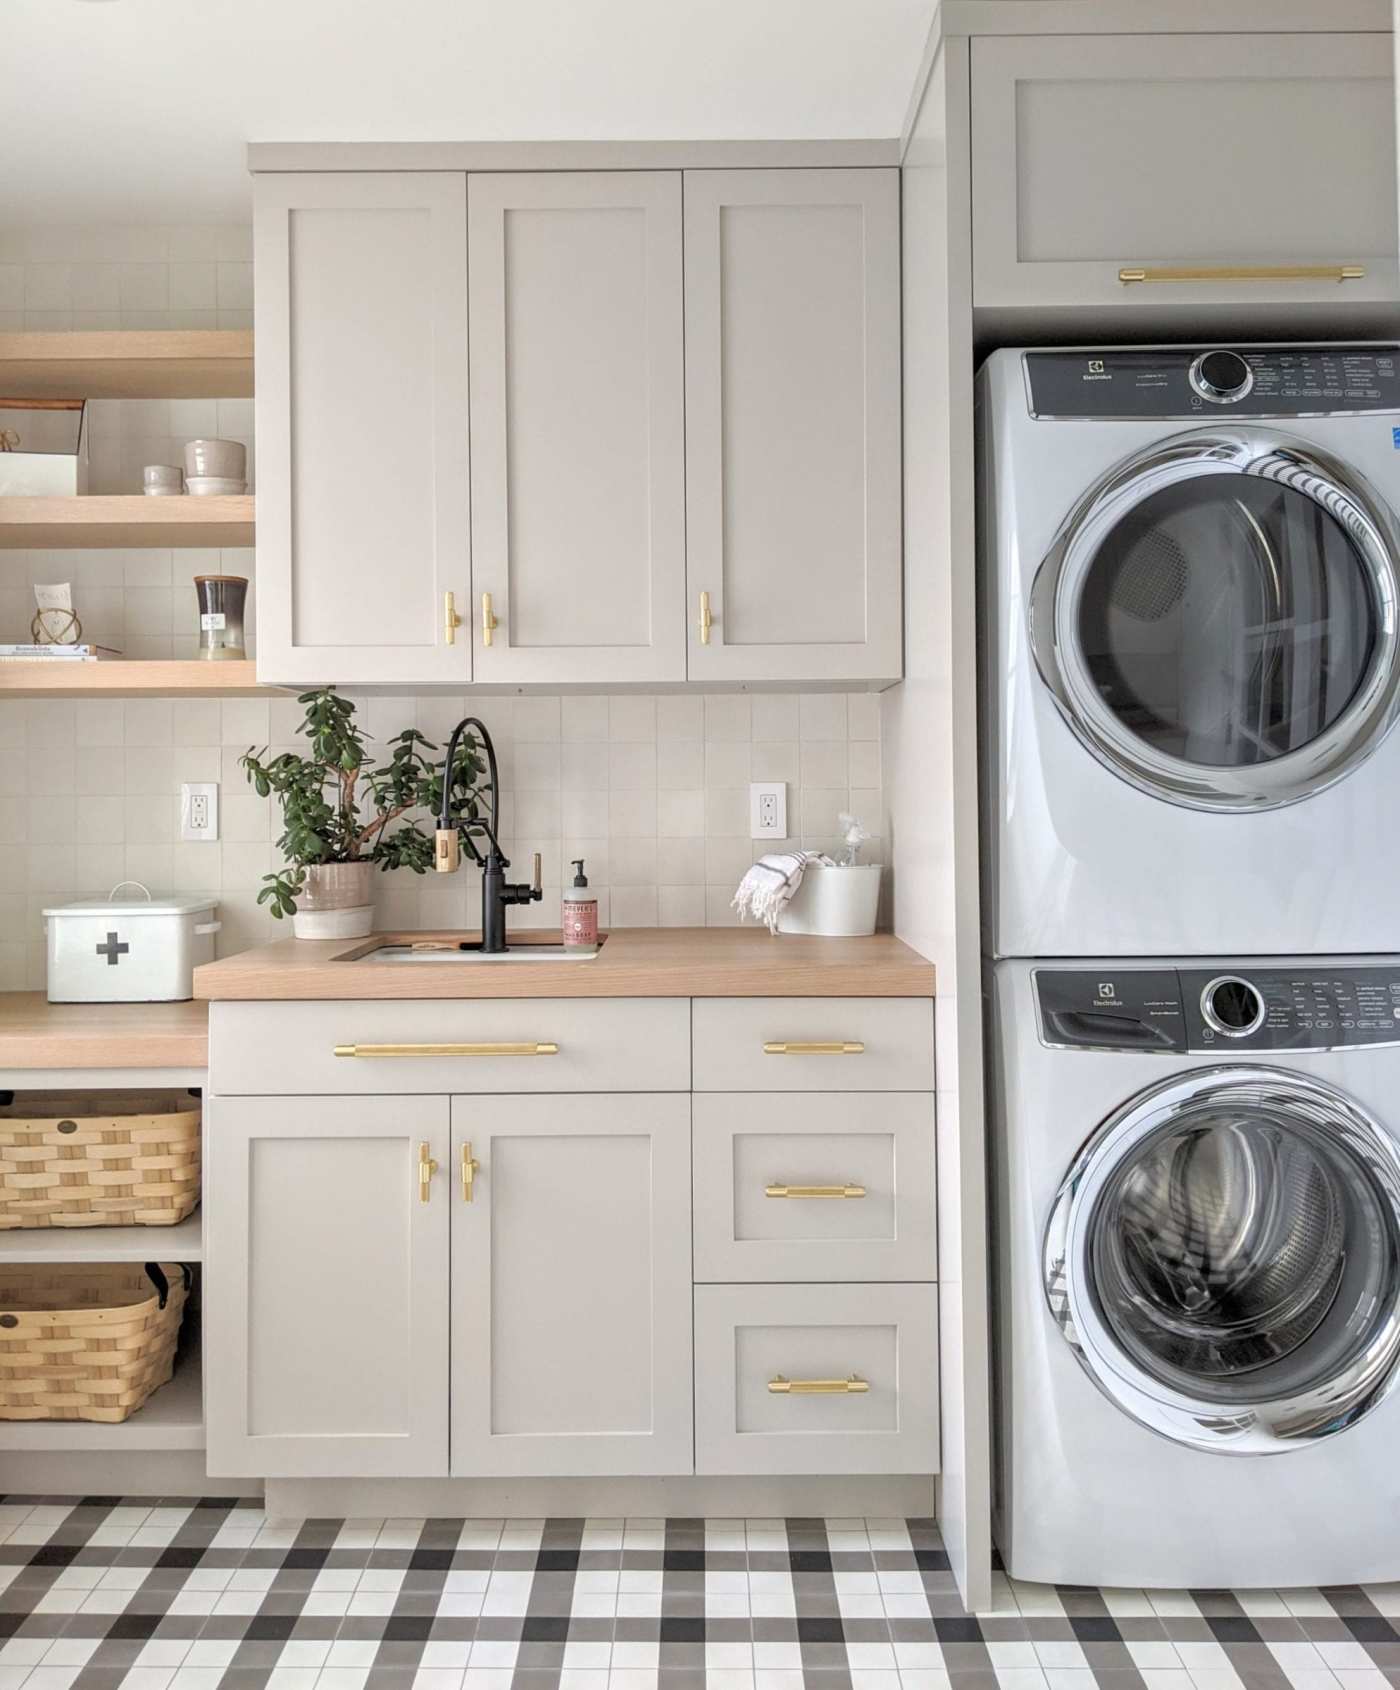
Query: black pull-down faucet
[[433, 716, 541, 953]]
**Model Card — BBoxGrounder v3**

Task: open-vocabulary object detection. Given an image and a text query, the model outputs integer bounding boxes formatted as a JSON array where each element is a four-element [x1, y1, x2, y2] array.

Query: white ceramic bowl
[[184, 438, 246, 479], [143, 463, 183, 487], [185, 475, 247, 497]]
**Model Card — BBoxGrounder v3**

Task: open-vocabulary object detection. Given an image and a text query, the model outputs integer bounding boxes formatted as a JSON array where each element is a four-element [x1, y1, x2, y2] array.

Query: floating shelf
[[0, 329, 253, 399], [0, 659, 278, 698], [0, 1213, 202, 1265], [0, 1343, 202, 1452], [0, 494, 254, 549]]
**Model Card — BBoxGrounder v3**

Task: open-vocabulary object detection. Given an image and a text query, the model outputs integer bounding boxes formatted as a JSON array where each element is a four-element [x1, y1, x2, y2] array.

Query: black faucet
[[433, 717, 542, 953]]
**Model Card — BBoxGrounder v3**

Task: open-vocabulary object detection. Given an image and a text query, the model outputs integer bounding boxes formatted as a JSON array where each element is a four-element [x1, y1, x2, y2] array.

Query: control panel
[[1036, 966, 1400, 1052], [1025, 346, 1400, 419]]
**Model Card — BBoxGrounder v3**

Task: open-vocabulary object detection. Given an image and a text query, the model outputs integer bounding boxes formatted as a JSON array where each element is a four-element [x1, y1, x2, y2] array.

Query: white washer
[[979, 344, 1400, 959], [990, 956, 1400, 1588]]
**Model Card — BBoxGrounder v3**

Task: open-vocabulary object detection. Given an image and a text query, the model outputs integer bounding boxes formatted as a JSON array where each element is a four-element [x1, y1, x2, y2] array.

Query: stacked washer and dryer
[[978, 345, 1400, 1588]]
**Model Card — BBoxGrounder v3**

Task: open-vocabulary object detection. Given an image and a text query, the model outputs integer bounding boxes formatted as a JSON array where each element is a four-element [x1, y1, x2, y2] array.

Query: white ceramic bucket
[[777, 863, 882, 937]]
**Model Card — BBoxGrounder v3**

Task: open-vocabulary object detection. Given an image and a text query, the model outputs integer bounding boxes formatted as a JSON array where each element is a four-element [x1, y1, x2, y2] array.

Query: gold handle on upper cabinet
[[334, 1042, 560, 1058], [762, 1041, 865, 1056], [698, 590, 712, 645], [418, 1141, 438, 1203], [1118, 264, 1366, 285], [444, 592, 462, 645], [482, 592, 499, 647], [461, 1142, 479, 1202], [765, 1182, 866, 1199], [768, 1375, 869, 1395]]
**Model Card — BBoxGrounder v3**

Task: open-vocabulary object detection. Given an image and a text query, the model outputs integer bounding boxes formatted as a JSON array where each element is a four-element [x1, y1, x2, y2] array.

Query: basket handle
[[143, 1263, 193, 1309]]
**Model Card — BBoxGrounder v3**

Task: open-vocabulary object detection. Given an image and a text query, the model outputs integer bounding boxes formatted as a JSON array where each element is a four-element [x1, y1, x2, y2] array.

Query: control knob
[[1189, 349, 1253, 404]]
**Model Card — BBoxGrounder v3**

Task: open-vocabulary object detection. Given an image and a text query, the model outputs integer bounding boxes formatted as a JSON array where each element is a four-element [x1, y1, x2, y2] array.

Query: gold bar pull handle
[[334, 1041, 560, 1058], [461, 1142, 479, 1203], [418, 1141, 438, 1204], [765, 1182, 866, 1199], [444, 591, 462, 645], [698, 590, 712, 645], [762, 1041, 865, 1056], [482, 592, 499, 647], [768, 1375, 870, 1395], [1119, 264, 1366, 286]]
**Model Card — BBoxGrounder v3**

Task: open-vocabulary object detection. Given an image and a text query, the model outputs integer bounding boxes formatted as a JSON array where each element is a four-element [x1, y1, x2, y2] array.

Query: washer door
[[1044, 1067, 1400, 1453], [1030, 429, 1400, 811]]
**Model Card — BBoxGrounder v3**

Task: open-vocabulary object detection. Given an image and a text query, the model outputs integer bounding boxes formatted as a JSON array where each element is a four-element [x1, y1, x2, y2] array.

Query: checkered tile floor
[[1, 1502, 1398, 1690]]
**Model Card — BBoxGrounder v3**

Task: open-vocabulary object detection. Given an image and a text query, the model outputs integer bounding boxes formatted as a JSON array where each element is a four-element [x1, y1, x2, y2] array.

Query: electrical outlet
[[180, 781, 219, 842], [750, 781, 787, 840]]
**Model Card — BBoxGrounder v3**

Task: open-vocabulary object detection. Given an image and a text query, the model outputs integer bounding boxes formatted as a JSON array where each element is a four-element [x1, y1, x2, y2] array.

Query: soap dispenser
[[562, 859, 598, 954]]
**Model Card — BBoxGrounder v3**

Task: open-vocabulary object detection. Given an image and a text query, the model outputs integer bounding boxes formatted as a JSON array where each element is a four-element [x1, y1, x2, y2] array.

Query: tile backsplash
[[0, 224, 884, 987]]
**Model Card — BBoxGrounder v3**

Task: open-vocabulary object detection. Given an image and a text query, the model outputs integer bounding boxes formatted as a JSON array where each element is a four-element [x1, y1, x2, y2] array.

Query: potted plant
[[241, 688, 486, 938]]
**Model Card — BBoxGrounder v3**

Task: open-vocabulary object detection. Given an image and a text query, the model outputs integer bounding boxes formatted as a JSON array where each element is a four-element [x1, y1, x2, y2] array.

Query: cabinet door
[[451, 1093, 692, 1475], [684, 168, 902, 684], [205, 1095, 449, 1477], [468, 172, 685, 683], [254, 172, 471, 685], [971, 34, 1399, 311]]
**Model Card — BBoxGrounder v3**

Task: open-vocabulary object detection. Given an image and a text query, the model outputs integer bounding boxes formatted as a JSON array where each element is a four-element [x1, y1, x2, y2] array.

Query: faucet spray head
[[434, 829, 461, 874]]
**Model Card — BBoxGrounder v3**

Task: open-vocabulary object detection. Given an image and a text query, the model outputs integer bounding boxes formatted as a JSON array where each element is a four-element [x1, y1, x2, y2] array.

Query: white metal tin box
[[44, 892, 221, 1003]]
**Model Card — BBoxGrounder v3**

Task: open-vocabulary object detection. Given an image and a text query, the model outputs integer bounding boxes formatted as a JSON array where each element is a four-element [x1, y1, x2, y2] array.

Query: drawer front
[[693, 1093, 935, 1282], [695, 1283, 938, 1475], [692, 998, 933, 1092], [212, 998, 690, 1094]]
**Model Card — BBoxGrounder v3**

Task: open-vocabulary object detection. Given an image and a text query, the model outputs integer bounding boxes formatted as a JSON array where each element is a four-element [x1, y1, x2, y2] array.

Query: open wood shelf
[[0, 1213, 202, 1265], [0, 1342, 202, 1453], [0, 329, 253, 399], [0, 659, 278, 698], [0, 494, 254, 548]]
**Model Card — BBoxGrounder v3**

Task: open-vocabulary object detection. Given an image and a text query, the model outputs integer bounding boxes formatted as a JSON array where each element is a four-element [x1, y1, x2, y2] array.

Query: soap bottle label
[[563, 900, 598, 949]]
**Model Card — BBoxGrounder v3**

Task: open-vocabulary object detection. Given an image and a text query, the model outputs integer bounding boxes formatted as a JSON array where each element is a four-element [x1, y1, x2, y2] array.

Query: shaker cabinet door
[[450, 1093, 693, 1476], [204, 1094, 450, 1477], [683, 168, 902, 684], [253, 172, 471, 685], [468, 172, 686, 683]]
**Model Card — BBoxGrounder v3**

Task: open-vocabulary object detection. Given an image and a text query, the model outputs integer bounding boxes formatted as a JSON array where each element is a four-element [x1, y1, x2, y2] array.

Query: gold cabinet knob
[[482, 592, 500, 647], [461, 1142, 480, 1202], [418, 1141, 438, 1203], [698, 590, 712, 645]]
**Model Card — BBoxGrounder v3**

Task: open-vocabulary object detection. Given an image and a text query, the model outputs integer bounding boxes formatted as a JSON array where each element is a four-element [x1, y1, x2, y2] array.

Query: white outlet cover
[[749, 781, 787, 840], [180, 781, 220, 842]]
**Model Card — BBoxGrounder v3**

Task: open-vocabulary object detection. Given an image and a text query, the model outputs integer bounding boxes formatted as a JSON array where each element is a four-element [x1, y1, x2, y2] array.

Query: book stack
[[0, 643, 121, 662]]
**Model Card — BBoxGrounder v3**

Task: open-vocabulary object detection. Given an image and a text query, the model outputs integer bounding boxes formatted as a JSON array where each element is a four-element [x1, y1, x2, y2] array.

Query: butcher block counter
[[0, 994, 209, 1070], [194, 928, 935, 1000]]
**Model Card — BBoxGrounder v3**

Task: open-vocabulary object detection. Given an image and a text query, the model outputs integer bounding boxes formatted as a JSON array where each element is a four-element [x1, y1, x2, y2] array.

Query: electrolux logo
[[1082, 357, 1110, 382]]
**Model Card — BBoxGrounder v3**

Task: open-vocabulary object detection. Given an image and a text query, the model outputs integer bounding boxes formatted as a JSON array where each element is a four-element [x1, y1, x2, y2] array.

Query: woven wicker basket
[[0, 1261, 190, 1423], [0, 1091, 200, 1230]]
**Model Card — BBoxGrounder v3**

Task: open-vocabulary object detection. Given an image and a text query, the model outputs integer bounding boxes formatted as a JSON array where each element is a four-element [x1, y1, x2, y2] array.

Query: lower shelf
[[0, 1211, 202, 1263], [0, 1342, 202, 1453]]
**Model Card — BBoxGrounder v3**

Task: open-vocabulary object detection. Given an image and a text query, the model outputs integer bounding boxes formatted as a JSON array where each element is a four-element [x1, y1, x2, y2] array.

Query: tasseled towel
[[732, 850, 833, 934]]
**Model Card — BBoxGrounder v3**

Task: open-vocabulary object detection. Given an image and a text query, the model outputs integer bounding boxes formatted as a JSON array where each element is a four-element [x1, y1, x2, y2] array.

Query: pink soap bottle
[[562, 859, 598, 953]]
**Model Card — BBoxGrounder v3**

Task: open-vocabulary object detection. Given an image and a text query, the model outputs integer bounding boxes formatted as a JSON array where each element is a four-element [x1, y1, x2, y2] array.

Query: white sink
[[362, 942, 601, 964]]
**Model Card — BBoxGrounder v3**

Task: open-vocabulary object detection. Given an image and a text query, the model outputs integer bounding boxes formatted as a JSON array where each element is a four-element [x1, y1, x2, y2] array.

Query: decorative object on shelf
[[732, 848, 833, 934], [241, 688, 487, 938], [0, 1091, 201, 1231], [184, 437, 245, 485], [29, 581, 81, 646], [193, 573, 247, 660], [43, 881, 221, 1004], [0, 1261, 190, 1424], [143, 463, 183, 496], [0, 642, 118, 663], [0, 398, 87, 495], [776, 816, 881, 937]]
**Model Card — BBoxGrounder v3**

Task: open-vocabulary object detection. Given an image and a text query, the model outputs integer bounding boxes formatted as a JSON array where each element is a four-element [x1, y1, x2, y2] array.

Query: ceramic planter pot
[[291, 861, 373, 940]]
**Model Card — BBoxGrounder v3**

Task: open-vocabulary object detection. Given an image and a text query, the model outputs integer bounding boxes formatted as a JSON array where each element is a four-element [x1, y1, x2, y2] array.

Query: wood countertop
[[0, 994, 209, 1070], [194, 928, 936, 1001]]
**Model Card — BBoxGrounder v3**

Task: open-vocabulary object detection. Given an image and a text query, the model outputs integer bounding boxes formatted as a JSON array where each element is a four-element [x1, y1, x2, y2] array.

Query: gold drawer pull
[[762, 1041, 864, 1056], [482, 592, 499, 647], [765, 1182, 866, 1199], [444, 591, 463, 645], [1119, 264, 1365, 286], [698, 589, 712, 645], [768, 1375, 869, 1395], [461, 1142, 479, 1202], [334, 1041, 559, 1058], [418, 1141, 437, 1204]]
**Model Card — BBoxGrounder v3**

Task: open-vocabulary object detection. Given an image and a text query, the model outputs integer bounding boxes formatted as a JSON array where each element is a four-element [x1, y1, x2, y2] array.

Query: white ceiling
[[2, 0, 935, 226]]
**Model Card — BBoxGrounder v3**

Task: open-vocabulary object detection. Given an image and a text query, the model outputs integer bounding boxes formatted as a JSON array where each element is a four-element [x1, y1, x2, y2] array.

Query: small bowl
[[184, 438, 246, 480], [143, 462, 183, 485], [185, 475, 247, 497]]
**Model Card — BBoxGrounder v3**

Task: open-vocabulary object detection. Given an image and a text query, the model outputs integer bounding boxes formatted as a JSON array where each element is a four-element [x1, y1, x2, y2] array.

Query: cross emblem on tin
[[95, 930, 129, 966]]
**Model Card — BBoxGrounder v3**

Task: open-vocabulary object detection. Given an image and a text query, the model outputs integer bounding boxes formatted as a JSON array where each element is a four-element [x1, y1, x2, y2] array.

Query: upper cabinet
[[468, 172, 686, 684], [684, 169, 903, 684], [971, 33, 1399, 313], [254, 173, 470, 687]]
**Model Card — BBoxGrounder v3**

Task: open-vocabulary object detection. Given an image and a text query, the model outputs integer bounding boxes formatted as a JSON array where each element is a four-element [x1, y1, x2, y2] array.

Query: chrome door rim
[[1043, 1065, 1400, 1454], [1030, 429, 1400, 812]]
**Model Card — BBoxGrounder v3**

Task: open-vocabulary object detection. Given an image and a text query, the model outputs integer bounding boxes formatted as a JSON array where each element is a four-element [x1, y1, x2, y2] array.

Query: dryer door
[[1044, 1066, 1400, 1453], [1031, 429, 1400, 811]]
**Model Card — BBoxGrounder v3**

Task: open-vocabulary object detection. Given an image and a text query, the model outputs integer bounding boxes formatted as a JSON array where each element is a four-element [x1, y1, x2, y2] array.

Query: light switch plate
[[180, 781, 219, 842], [750, 781, 787, 840]]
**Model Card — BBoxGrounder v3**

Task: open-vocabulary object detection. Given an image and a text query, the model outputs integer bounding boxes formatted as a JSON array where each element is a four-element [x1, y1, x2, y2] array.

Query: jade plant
[[240, 688, 485, 918]]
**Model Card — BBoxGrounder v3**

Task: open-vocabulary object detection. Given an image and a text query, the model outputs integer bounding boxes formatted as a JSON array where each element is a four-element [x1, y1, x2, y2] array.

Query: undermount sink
[[358, 939, 603, 964]]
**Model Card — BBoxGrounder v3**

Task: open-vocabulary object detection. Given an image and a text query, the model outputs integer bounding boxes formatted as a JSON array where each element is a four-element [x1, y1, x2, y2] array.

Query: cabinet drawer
[[693, 1093, 935, 1283], [211, 999, 689, 1094], [694, 1283, 938, 1475], [692, 998, 932, 1092]]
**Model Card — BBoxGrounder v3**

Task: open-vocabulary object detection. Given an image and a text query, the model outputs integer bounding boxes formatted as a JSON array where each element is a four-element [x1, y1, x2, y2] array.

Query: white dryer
[[979, 344, 1400, 958], [990, 956, 1400, 1588]]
